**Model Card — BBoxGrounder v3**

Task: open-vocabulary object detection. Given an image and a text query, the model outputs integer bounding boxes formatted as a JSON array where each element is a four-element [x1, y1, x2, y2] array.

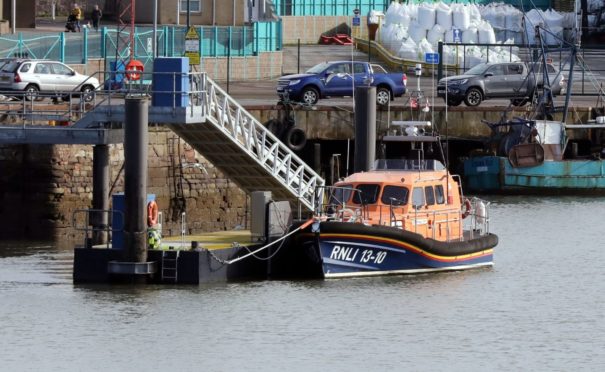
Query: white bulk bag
[[378, 23, 395, 45], [427, 24, 445, 45], [452, 4, 471, 30], [417, 3, 437, 30], [385, 2, 402, 25], [462, 27, 478, 44], [409, 21, 428, 43], [436, 2, 453, 30], [397, 38, 419, 61], [478, 22, 496, 44], [524, 9, 544, 45], [393, 25, 409, 45], [418, 38, 434, 57], [403, 3, 418, 21], [505, 6, 524, 32], [469, 3, 482, 23]]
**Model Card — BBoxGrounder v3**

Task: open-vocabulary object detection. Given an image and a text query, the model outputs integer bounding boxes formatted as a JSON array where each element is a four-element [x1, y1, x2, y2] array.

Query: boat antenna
[[444, 64, 450, 203]]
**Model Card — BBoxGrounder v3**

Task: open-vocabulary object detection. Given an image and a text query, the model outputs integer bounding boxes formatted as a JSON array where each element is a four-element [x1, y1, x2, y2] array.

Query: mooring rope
[[206, 218, 315, 265]]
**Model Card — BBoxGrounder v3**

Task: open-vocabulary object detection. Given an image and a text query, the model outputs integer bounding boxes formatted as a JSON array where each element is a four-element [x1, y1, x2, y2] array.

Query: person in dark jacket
[[91, 4, 102, 32]]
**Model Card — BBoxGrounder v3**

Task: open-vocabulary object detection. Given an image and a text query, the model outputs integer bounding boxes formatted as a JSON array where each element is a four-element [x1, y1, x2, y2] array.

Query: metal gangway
[[0, 71, 324, 211]]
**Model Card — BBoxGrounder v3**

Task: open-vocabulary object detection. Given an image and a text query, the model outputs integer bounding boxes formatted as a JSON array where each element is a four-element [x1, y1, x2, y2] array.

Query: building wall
[[156, 0, 246, 26]]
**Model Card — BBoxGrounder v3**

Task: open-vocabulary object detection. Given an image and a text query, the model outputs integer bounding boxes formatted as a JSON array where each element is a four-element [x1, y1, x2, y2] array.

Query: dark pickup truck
[[277, 61, 407, 106], [437, 62, 565, 107]]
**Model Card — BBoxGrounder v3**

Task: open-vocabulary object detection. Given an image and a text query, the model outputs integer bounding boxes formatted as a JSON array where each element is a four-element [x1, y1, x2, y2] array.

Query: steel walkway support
[[168, 76, 324, 211]]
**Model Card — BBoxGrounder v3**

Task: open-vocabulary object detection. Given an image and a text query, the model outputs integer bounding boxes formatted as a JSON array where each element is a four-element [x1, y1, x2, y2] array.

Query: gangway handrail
[[203, 75, 324, 211]]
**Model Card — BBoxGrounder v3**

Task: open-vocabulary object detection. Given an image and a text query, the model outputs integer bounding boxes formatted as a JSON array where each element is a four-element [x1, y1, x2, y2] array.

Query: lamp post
[[187, 0, 191, 29]]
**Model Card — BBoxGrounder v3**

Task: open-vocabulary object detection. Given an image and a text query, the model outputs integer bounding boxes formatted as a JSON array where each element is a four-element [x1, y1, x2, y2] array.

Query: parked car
[[0, 59, 100, 102], [277, 61, 407, 106], [437, 61, 565, 107]]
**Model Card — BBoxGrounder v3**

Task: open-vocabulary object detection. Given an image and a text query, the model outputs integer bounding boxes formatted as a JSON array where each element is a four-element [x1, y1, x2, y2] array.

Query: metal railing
[[203, 75, 324, 211], [72, 208, 123, 249], [0, 22, 282, 72]]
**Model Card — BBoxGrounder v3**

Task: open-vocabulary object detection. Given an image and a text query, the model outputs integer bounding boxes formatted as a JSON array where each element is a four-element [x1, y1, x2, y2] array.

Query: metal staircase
[[167, 76, 324, 211]]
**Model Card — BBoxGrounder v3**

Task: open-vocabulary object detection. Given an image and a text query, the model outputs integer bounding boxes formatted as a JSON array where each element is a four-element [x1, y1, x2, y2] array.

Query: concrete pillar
[[91, 144, 109, 245], [354, 86, 376, 173], [123, 97, 149, 263]]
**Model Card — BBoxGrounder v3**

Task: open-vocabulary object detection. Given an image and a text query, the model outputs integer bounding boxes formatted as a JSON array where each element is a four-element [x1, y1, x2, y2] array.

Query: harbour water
[[1, 196, 604, 371]]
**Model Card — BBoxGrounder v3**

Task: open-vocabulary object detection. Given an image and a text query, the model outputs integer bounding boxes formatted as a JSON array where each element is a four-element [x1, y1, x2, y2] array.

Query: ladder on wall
[[161, 250, 180, 283]]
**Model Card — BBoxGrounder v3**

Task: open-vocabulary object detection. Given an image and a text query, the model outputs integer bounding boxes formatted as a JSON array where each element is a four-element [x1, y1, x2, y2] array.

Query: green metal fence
[[0, 21, 282, 71]]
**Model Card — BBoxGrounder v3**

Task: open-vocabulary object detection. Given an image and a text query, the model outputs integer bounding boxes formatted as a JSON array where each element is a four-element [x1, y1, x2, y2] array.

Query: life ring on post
[[461, 198, 472, 219], [147, 200, 159, 227], [126, 60, 144, 81]]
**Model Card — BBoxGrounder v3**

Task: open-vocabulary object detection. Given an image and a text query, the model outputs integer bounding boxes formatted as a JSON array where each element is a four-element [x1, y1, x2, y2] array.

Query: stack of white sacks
[[377, 1, 577, 68], [378, 1, 519, 68]]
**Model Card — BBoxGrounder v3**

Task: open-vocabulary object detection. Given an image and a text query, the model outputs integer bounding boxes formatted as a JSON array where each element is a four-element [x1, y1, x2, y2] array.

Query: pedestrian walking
[[71, 3, 83, 32], [91, 4, 102, 32]]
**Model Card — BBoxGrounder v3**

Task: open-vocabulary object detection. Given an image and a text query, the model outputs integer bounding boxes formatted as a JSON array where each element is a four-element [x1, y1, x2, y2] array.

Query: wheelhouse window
[[412, 187, 425, 209], [435, 185, 445, 204], [180, 0, 201, 13], [425, 186, 435, 206], [329, 184, 353, 206], [381, 185, 409, 206], [352, 184, 380, 205]]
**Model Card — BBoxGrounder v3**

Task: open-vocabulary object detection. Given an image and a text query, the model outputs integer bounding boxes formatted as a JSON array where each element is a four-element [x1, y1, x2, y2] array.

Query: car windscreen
[[1, 61, 21, 73], [306, 62, 330, 74], [465, 63, 489, 75]]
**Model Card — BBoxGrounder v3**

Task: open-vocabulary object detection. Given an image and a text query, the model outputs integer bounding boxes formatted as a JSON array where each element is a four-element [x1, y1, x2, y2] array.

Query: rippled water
[[1, 196, 604, 371]]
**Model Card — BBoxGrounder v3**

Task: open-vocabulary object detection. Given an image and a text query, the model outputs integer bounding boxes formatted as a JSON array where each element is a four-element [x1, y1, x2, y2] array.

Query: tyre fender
[[283, 126, 307, 151]]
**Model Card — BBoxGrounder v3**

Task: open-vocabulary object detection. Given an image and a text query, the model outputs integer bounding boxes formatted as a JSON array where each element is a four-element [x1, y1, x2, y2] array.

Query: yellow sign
[[184, 26, 200, 65], [185, 26, 200, 40]]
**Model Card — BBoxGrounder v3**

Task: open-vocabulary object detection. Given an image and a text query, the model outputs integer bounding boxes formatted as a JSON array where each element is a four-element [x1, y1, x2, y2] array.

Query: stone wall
[[0, 127, 248, 243]]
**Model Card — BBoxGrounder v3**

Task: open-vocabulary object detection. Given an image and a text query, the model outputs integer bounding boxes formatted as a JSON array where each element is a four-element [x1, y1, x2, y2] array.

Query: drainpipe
[[12, 0, 16, 34], [233, 0, 236, 26], [213, 0, 216, 25]]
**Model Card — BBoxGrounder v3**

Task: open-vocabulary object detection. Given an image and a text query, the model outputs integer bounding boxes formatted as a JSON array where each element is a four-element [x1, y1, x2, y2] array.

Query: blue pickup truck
[[277, 61, 407, 106]]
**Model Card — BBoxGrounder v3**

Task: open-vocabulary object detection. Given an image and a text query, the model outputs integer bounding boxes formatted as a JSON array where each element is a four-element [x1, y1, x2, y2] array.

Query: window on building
[[180, 0, 201, 13]]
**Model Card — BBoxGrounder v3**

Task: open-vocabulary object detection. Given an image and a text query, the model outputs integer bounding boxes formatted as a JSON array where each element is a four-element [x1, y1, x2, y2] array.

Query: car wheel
[[464, 88, 482, 107], [301, 87, 319, 105], [446, 98, 462, 107], [24, 84, 39, 102], [81, 85, 95, 102], [511, 98, 528, 107], [376, 87, 391, 106]]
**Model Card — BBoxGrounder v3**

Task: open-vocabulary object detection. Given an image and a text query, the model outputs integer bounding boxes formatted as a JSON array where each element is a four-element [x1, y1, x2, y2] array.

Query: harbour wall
[[0, 105, 596, 242], [0, 128, 248, 243]]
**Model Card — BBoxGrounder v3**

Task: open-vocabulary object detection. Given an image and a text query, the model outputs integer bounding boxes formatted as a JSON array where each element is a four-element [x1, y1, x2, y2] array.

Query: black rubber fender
[[283, 126, 307, 151]]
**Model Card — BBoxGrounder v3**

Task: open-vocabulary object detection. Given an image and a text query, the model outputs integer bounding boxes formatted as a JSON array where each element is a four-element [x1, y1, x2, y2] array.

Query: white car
[[0, 59, 100, 101]]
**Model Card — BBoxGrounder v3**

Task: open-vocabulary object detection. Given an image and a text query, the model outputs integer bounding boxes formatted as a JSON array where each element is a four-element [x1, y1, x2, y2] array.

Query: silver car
[[0, 59, 100, 101]]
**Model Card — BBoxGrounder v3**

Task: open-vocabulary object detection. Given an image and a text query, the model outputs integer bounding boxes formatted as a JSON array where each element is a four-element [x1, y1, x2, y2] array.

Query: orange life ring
[[461, 198, 472, 219], [126, 60, 144, 81], [147, 200, 158, 227]]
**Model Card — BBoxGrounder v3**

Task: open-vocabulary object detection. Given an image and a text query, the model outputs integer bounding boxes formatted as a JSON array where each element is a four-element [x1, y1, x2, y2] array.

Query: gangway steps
[[167, 75, 324, 211]]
